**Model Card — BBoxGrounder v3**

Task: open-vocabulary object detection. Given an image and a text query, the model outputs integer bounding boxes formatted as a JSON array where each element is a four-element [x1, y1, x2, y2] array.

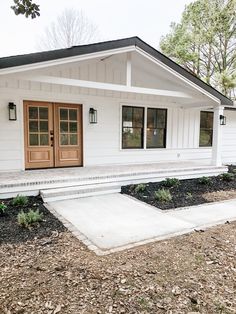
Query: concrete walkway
[[46, 194, 236, 255]]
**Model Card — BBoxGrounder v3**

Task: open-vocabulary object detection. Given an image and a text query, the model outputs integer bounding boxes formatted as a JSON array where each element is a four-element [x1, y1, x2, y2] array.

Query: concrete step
[[41, 183, 121, 202], [0, 165, 228, 199]]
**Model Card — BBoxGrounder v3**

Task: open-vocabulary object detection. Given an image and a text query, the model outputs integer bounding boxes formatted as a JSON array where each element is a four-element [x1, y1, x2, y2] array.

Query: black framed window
[[122, 106, 144, 149], [146, 108, 167, 148], [199, 111, 213, 147]]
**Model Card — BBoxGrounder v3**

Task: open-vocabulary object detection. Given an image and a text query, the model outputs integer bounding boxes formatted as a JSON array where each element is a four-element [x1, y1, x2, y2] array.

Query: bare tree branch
[[38, 9, 100, 50]]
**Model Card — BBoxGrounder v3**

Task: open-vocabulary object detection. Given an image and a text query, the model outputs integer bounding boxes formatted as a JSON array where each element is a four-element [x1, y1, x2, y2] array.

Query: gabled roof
[[0, 36, 233, 106]]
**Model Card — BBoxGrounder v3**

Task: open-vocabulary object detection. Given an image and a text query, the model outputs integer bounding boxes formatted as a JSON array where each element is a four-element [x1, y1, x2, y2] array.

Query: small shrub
[[17, 209, 43, 228], [12, 194, 28, 206], [0, 202, 7, 215], [162, 178, 180, 188], [135, 183, 146, 193], [221, 172, 234, 182], [154, 188, 172, 202], [198, 176, 211, 185], [186, 192, 193, 200]]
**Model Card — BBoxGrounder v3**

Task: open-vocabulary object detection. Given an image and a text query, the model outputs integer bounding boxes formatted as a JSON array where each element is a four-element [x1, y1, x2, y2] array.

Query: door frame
[[23, 100, 84, 169]]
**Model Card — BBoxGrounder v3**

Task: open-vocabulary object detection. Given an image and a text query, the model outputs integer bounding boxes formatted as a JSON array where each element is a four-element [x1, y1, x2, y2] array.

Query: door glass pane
[[70, 134, 78, 145], [60, 134, 69, 145], [29, 107, 38, 119], [40, 134, 49, 146], [40, 121, 48, 132], [69, 109, 77, 121], [60, 108, 68, 120], [69, 122, 77, 133], [39, 107, 48, 119], [29, 121, 38, 132], [29, 134, 39, 146], [60, 122, 68, 133]]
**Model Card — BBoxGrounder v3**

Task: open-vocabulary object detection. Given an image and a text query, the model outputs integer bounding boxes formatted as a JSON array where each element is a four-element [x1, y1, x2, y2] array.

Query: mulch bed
[[121, 165, 236, 210], [0, 196, 65, 245]]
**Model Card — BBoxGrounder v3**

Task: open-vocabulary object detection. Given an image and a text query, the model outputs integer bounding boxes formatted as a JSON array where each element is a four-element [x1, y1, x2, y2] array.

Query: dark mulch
[[121, 165, 236, 210], [0, 196, 65, 245]]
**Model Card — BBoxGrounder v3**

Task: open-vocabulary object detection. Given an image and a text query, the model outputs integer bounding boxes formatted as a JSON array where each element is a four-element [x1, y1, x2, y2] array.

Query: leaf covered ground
[[1, 219, 236, 313]]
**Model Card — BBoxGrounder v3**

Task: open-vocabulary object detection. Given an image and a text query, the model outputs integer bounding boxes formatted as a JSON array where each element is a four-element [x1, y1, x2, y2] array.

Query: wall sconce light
[[220, 114, 226, 125], [8, 102, 17, 121], [89, 108, 97, 124]]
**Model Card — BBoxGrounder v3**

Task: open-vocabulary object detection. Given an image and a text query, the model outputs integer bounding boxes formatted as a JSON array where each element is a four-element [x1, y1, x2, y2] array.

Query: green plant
[[198, 176, 211, 185], [0, 203, 7, 215], [186, 192, 193, 200], [17, 209, 43, 228], [135, 183, 146, 193], [221, 172, 234, 182], [162, 178, 180, 188], [12, 194, 28, 206], [154, 188, 172, 202]]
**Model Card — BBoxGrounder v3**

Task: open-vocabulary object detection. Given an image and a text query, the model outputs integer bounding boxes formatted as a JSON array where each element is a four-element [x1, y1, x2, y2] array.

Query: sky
[[0, 0, 193, 57]]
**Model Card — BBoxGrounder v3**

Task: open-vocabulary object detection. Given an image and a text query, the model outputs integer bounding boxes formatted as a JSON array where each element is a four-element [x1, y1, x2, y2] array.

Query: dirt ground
[[1, 221, 236, 314]]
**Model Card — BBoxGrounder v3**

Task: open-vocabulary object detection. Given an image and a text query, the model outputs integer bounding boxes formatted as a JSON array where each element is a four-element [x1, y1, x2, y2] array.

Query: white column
[[212, 106, 224, 166]]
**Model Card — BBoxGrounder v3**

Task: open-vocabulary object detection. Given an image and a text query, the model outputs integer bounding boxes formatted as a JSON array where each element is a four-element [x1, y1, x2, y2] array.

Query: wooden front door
[[24, 101, 83, 169]]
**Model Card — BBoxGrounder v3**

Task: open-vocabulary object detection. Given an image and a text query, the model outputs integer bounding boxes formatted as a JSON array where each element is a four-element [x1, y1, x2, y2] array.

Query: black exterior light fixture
[[220, 114, 226, 125], [8, 102, 17, 121], [89, 108, 97, 124]]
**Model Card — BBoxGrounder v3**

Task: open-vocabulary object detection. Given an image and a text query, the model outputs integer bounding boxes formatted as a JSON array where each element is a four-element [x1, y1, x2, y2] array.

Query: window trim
[[146, 107, 167, 149], [199, 110, 213, 147], [122, 105, 145, 149], [121, 104, 168, 150]]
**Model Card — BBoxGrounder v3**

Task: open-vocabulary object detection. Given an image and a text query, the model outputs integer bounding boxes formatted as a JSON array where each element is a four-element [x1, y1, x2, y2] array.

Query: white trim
[[126, 52, 132, 87], [0, 46, 136, 75], [135, 47, 221, 105], [119, 102, 168, 151], [19, 75, 193, 99]]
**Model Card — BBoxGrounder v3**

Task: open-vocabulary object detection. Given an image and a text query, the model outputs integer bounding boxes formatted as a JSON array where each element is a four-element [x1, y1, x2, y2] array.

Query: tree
[[11, 0, 40, 18], [160, 0, 236, 98], [38, 9, 100, 50]]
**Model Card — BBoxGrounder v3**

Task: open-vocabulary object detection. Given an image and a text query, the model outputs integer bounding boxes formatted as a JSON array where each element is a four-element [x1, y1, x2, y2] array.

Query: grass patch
[[12, 195, 28, 206], [17, 209, 43, 228], [162, 178, 180, 188], [154, 189, 172, 203]]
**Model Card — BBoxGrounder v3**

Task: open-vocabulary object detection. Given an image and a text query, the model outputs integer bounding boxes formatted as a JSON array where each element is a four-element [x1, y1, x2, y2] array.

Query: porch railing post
[[212, 105, 224, 166]]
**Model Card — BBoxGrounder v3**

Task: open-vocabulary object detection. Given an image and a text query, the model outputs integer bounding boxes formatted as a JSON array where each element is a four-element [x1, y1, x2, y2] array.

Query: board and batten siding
[[0, 88, 213, 171], [0, 56, 228, 172], [222, 110, 236, 163]]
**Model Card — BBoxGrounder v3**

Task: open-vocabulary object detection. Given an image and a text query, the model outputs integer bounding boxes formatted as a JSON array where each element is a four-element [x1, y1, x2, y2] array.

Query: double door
[[24, 101, 83, 169]]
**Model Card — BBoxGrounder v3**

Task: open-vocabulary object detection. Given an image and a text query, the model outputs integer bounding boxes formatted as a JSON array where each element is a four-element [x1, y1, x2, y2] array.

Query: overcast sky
[[0, 0, 192, 57]]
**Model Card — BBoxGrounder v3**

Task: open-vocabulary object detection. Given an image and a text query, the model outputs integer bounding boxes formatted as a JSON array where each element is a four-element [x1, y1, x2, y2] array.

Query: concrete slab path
[[47, 194, 236, 255]]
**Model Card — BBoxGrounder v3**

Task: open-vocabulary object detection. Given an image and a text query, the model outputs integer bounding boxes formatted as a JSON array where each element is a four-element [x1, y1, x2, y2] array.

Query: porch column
[[212, 105, 224, 166]]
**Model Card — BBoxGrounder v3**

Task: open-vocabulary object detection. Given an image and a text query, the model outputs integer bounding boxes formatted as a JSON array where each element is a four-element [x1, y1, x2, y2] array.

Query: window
[[199, 111, 213, 147], [122, 106, 144, 149], [146, 108, 167, 148]]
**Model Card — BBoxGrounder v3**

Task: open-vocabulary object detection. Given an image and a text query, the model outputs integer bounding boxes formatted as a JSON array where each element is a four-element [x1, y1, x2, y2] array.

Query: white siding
[[0, 84, 213, 172], [0, 55, 225, 172], [222, 110, 236, 164]]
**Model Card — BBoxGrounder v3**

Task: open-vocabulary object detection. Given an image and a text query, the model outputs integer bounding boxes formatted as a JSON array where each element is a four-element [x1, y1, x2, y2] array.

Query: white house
[[0, 37, 235, 176]]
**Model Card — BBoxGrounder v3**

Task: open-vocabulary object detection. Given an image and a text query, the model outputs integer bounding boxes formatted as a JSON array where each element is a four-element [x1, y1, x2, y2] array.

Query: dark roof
[[0, 36, 233, 106]]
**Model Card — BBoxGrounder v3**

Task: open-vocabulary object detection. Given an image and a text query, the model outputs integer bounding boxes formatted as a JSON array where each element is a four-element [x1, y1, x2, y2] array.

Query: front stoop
[[0, 165, 228, 200]]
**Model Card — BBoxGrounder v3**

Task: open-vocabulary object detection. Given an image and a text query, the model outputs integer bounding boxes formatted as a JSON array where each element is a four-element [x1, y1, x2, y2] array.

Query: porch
[[0, 161, 227, 200]]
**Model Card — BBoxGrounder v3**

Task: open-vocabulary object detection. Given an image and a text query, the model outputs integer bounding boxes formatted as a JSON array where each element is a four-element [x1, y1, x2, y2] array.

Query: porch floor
[[0, 161, 228, 199]]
